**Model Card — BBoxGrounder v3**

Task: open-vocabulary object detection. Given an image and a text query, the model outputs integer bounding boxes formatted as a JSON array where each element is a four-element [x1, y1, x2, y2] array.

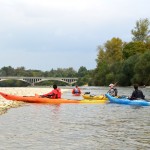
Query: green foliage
[[48, 67, 77, 77], [0, 66, 15, 76], [77, 66, 91, 85], [94, 37, 124, 86], [121, 54, 140, 85], [0, 66, 91, 86], [123, 41, 148, 59], [131, 18, 150, 43], [77, 66, 88, 77], [0, 80, 29, 87], [105, 73, 115, 85], [104, 37, 123, 63], [96, 46, 105, 64], [133, 50, 150, 85], [92, 60, 109, 86], [94, 18, 150, 86], [116, 73, 128, 86]]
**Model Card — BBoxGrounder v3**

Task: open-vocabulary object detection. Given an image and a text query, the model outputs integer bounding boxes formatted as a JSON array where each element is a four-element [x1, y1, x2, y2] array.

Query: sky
[[0, 0, 150, 71]]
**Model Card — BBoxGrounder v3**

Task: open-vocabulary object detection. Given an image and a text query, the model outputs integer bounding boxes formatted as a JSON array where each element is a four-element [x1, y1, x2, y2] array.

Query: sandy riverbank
[[0, 87, 70, 115]]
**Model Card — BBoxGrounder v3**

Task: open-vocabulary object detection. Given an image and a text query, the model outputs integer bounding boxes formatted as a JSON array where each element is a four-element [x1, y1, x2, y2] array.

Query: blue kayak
[[105, 94, 150, 106]]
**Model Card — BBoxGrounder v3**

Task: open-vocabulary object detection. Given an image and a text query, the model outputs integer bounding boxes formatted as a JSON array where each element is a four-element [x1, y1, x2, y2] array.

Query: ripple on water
[[0, 87, 150, 150]]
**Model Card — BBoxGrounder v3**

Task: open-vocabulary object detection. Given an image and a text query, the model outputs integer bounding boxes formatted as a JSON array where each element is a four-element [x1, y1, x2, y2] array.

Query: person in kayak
[[108, 83, 118, 96], [72, 85, 81, 94], [129, 84, 145, 100], [41, 84, 61, 99]]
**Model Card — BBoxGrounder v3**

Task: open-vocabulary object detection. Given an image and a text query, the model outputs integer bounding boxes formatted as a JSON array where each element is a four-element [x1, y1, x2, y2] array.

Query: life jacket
[[108, 88, 117, 96], [52, 88, 61, 99], [114, 88, 118, 96], [43, 88, 61, 99], [72, 87, 81, 94], [57, 88, 61, 98]]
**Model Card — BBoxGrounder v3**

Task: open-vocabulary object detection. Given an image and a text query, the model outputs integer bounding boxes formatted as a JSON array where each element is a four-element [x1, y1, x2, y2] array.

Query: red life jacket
[[43, 88, 61, 99], [72, 87, 81, 94]]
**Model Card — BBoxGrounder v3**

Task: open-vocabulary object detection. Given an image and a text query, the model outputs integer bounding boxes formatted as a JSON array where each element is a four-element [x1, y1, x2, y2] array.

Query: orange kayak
[[0, 92, 80, 104]]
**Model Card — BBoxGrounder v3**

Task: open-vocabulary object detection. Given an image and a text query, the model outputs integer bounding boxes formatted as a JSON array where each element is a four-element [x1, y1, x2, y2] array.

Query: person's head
[[53, 84, 57, 89], [134, 84, 138, 90], [109, 83, 114, 88], [75, 85, 78, 88]]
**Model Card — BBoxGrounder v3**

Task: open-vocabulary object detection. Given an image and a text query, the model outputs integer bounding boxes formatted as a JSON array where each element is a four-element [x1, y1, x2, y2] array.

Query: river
[[0, 86, 150, 150]]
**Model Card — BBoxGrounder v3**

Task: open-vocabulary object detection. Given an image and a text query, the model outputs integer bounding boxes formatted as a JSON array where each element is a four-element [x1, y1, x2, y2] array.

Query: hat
[[109, 83, 114, 87]]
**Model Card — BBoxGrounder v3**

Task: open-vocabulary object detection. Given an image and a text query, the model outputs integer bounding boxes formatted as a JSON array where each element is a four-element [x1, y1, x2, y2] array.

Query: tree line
[[92, 18, 150, 86], [0, 66, 91, 86], [0, 18, 150, 87]]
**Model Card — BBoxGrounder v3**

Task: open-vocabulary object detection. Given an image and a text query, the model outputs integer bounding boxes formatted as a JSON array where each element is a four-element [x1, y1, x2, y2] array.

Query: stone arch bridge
[[0, 77, 78, 86]]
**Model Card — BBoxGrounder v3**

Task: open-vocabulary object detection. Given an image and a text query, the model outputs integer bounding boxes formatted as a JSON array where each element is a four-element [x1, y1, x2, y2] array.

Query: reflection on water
[[0, 87, 150, 150]]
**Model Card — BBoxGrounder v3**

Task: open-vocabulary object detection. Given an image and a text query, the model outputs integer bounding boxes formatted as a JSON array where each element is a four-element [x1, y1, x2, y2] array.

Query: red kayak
[[0, 92, 80, 104]]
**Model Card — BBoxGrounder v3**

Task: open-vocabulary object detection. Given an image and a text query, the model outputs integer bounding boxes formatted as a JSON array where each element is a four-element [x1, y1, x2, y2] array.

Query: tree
[[104, 37, 123, 63], [121, 54, 140, 85], [93, 60, 109, 86], [0, 66, 15, 76], [96, 46, 105, 64], [133, 51, 150, 85], [78, 66, 88, 77], [131, 18, 150, 43], [77, 66, 90, 86], [94, 38, 124, 86], [122, 41, 148, 59], [15, 67, 26, 76]]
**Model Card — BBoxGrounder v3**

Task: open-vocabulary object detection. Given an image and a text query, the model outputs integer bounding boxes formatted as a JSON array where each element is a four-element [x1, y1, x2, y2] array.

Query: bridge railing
[[0, 77, 78, 85]]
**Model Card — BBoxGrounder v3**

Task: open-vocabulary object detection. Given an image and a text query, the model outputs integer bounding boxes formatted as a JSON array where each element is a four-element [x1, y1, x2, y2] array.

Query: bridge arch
[[0, 77, 78, 86]]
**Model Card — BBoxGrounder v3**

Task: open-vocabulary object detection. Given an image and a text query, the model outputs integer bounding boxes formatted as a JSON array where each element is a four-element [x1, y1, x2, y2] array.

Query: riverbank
[[0, 100, 24, 115], [0, 87, 70, 115]]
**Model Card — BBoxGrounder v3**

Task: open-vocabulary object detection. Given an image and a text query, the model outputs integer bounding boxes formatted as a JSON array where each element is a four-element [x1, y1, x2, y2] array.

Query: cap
[[109, 83, 114, 87]]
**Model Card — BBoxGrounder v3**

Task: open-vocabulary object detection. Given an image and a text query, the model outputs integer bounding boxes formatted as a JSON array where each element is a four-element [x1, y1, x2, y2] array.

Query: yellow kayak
[[82, 94, 108, 100], [79, 99, 107, 104]]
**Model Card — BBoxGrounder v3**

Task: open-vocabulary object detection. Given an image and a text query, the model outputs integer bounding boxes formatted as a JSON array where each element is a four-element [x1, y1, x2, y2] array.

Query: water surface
[[0, 87, 150, 150]]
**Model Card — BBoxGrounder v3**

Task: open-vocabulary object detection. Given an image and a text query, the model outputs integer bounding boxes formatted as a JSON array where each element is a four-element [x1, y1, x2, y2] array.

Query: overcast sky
[[0, 0, 149, 71]]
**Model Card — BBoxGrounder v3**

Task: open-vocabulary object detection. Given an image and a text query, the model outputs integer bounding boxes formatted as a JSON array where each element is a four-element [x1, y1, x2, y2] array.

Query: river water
[[0, 86, 150, 150]]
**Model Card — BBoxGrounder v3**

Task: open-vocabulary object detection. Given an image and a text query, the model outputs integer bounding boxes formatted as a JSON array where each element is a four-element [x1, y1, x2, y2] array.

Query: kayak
[[82, 94, 108, 100], [79, 99, 107, 104], [105, 94, 150, 106], [0, 92, 107, 104], [0, 92, 79, 104]]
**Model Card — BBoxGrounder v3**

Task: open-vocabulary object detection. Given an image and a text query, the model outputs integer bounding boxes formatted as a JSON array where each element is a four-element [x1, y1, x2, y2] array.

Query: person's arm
[[141, 91, 145, 99], [107, 89, 111, 94], [78, 88, 81, 94], [42, 90, 54, 97], [130, 91, 136, 100], [72, 89, 75, 94]]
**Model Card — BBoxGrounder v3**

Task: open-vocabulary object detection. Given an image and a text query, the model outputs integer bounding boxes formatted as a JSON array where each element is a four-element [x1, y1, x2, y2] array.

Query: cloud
[[0, 0, 150, 70]]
